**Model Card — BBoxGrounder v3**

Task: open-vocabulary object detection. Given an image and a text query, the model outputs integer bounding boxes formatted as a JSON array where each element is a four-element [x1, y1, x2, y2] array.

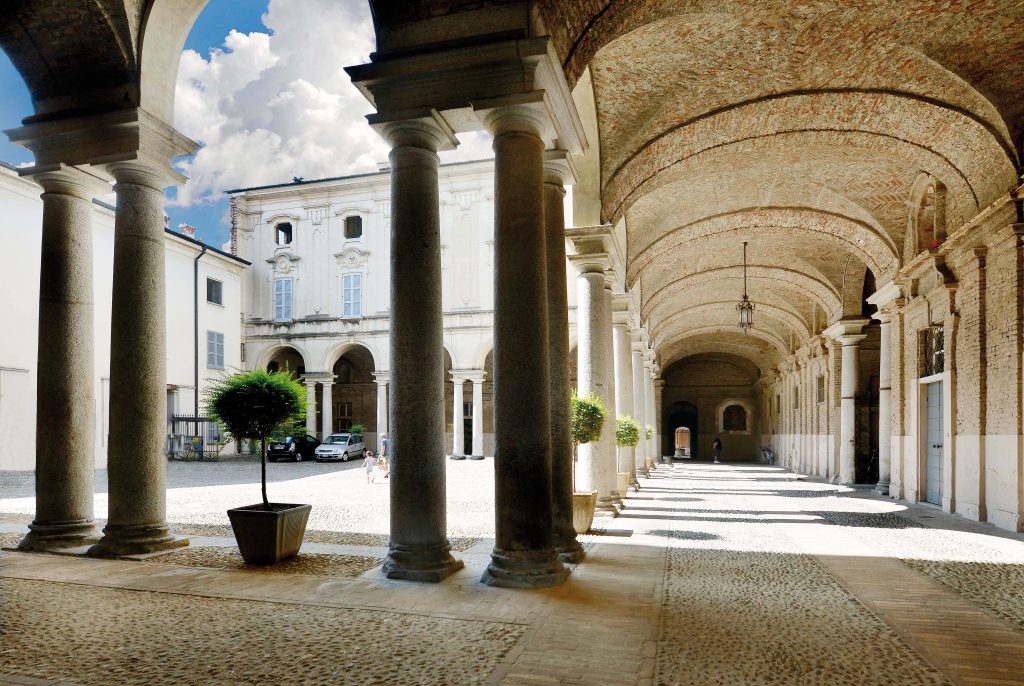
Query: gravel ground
[[653, 467, 952, 686], [0, 459, 498, 540], [0, 578, 524, 686], [140, 547, 381, 578]]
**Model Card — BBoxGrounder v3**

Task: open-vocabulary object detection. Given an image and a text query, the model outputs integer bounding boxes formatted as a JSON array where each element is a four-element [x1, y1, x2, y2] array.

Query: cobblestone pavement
[[3, 461, 1024, 685]]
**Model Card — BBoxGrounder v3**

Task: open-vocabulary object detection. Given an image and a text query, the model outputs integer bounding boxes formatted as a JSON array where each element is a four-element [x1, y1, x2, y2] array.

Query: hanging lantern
[[737, 241, 755, 333]]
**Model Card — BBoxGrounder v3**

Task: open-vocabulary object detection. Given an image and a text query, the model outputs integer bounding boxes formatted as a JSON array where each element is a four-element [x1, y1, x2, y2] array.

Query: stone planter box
[[572, 491, 597, 534], [227, 503, 311, 564], [616, 472, 630, 496]]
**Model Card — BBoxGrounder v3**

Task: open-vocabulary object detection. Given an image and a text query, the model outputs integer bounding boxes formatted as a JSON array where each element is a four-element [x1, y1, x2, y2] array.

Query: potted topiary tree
[[570, 390, 607, 534], [206, 369, 311, 564], [616, 415, 641, 495]]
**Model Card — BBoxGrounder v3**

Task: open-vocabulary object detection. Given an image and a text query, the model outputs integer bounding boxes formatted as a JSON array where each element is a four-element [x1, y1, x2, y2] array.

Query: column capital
[[302, 372, 334, 383], [866, 280, 907, 313], [449, 369, 477, 383], [104, 159, 184, 190], [822, 317, 870, 344], [872, 310, 894, 325], [372, 372, 391, 384], [369, 109, 457, 152], [612, 292, 639, 327], [21, 163, 109, 199], [652, 378, 665, 389], [543, 148, 577, 187], [566, 224, 620, 274]]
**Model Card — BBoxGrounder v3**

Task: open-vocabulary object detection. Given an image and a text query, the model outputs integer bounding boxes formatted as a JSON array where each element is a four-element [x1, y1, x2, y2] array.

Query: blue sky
[[0, 0, 489, 251]]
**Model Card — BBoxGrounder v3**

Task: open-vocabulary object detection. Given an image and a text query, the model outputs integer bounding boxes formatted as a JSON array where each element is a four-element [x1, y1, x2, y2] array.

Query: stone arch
[[653, 302, 811, 347], [841, 259, 870, 318], [256, 344, 309, 376], [322, 340, 380, 374], [717, 399, 754, 435], [471, 338, 493, 371], [327, 344, 377, 435], [139, 0, 209, 125]]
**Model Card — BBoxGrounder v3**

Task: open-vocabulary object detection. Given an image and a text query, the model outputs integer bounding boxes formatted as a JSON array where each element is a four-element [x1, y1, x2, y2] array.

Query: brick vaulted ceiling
[[532, 0, 1024, 371]]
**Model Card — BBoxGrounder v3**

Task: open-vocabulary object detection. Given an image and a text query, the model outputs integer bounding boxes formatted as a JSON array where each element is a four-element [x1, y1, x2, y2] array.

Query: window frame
[[206, 277, 223, 306], [275, 222, 293, 245], [274, 277, 294, 321], [206, 330, 225, 369], [343, 215, 363, 240], [342, 272, 362, 319]]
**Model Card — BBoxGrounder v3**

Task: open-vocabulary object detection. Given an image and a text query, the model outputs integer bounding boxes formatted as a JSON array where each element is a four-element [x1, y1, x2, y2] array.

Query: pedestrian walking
[[379, 432, 390, 478], [713, 436, 722, 464], [362, 449, 376, 484]]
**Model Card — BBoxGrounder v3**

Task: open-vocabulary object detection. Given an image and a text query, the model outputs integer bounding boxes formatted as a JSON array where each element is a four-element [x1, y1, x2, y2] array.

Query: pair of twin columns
[[381, 107, 583, 587], [20, 158, 189, 556]]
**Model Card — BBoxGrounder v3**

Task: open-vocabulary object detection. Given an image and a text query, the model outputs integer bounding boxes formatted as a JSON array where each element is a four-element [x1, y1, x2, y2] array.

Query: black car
[[267, 435, 321, 462]]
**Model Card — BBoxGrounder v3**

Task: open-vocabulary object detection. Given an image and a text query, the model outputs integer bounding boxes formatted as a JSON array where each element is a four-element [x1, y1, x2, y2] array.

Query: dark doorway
[[855, 374, 880, 484], [665, 401, 699, 460]]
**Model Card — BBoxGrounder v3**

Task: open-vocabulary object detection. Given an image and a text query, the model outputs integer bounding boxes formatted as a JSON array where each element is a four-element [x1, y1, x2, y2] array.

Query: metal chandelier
[[736, 241, 754, 333]]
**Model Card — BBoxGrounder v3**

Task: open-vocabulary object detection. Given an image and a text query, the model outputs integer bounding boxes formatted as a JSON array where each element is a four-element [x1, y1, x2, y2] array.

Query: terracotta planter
[[572, 491, 598, 534], [227, 503, 311, 564]]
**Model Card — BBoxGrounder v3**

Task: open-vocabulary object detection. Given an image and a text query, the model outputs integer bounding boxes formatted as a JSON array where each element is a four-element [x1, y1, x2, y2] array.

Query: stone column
[[653, 376, 665, 461], [18, 165, 108, 553], [304, 380, 318, 437], [450, 375, 466, 459], [544, 150, 583, 563], [321, 380, 334, 439], [90, 161, 187, 557], [644, 359, 656, 465], [470, 376, 485, 459], [374, 373, 389, 436], [631, 342, 647, 476], [612, 313, 635, 493], [824, 318, 869, 485], [601, 276, 620, 503], [875, 312, 893, 495], [377, 116, 462, 582], [571, 263, 618, 514], [481, 106, 566, 587]]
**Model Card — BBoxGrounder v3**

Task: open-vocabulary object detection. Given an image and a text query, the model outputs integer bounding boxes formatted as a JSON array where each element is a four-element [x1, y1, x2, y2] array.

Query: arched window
[[917, 185, 937, 249], [905, 175, 947, 256], [723, 404, 747, 432], [344, 215, 362, 239]]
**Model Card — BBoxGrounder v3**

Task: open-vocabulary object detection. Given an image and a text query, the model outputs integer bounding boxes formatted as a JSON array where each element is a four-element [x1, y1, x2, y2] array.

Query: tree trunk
[[260, 437, 269, 508]]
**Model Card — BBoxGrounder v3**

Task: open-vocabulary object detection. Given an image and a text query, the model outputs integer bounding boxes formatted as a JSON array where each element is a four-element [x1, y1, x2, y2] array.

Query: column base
[[874, 481, 890, 496], [481, 547, 569, 588], [16, 519, 99, 552], [553, 531, 585, 564], [87, 523, 188, 557], [383, 541, 464, 583], [594, 496, 619, 517], [468, 455, 486, 460], [449, 455, 467, 461]]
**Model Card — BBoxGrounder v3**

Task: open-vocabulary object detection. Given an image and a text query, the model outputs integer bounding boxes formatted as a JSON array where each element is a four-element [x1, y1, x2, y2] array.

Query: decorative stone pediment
[[267, 248, 300, 274], [335, 247, 370, 269]]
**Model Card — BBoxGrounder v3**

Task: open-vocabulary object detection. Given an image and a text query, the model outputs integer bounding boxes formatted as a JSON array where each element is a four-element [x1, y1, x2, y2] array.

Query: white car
[[314, 433, 365, 462]]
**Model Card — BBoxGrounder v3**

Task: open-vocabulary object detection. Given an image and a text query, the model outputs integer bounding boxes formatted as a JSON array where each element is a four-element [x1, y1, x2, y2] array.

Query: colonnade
[[15, 111, 196, 555]]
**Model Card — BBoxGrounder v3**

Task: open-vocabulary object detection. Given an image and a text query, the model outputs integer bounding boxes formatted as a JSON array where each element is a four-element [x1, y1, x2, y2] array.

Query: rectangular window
[[342, 273, 362, 318], [206, 277, 223, 305], [816, 375, 825, 404], [274, 278, 293, 321], [793, 387, 799, 409], [922, 325, 945, 377], [206, 330, 225, 369], [276, 222, 293, 245]]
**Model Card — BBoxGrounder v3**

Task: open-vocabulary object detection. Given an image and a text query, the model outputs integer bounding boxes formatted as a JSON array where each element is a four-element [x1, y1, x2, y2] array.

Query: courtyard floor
[[2, 460, 1024, 685]]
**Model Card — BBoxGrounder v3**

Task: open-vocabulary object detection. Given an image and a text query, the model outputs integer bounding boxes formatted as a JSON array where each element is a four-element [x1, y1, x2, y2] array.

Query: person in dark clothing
[[713, 435, 722, 464]]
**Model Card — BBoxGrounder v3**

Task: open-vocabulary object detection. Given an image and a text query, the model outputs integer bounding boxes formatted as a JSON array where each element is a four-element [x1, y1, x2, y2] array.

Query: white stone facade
[[0, 163, 247, 470], [231, 159, 582, 457]]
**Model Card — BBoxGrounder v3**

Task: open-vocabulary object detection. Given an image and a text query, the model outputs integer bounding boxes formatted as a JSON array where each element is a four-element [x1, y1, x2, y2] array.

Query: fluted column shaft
[[90, 163, 186, 557], [482, 109, 566, 588], [20, 166, 107, 552], [544, 159, 583, 563], [381, 121, 462, 582]]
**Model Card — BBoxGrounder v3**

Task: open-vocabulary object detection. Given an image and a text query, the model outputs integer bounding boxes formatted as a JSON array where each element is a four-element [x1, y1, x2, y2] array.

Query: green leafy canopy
[[205, 369, 307, 442], [616, 415, 641, 448], [570, 390, 606, 445]]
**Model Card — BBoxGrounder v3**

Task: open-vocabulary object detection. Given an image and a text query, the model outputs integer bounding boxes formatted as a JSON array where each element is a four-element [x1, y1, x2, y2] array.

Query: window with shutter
[[274, 278, 293, 321], [342, 273, 362, 318], [206, 331, 225, 369]]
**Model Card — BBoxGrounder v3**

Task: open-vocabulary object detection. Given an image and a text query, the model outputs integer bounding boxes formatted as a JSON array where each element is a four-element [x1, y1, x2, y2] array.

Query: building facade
[[0, 162, 247, 471]]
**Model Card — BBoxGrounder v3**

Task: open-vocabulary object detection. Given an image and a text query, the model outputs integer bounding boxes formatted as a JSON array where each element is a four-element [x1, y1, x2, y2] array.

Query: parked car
[[268, 435, 321, 462], [314, 433, 365, 462]]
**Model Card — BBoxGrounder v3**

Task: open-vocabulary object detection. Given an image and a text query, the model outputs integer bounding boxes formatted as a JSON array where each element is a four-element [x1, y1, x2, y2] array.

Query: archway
[[665, 401, 699, 460], [265, 346, 305, 378], [328, 344, 377, 446]]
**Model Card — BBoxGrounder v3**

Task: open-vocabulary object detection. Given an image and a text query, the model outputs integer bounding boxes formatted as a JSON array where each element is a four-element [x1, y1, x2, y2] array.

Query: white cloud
[[171, 0, 493, 208]]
